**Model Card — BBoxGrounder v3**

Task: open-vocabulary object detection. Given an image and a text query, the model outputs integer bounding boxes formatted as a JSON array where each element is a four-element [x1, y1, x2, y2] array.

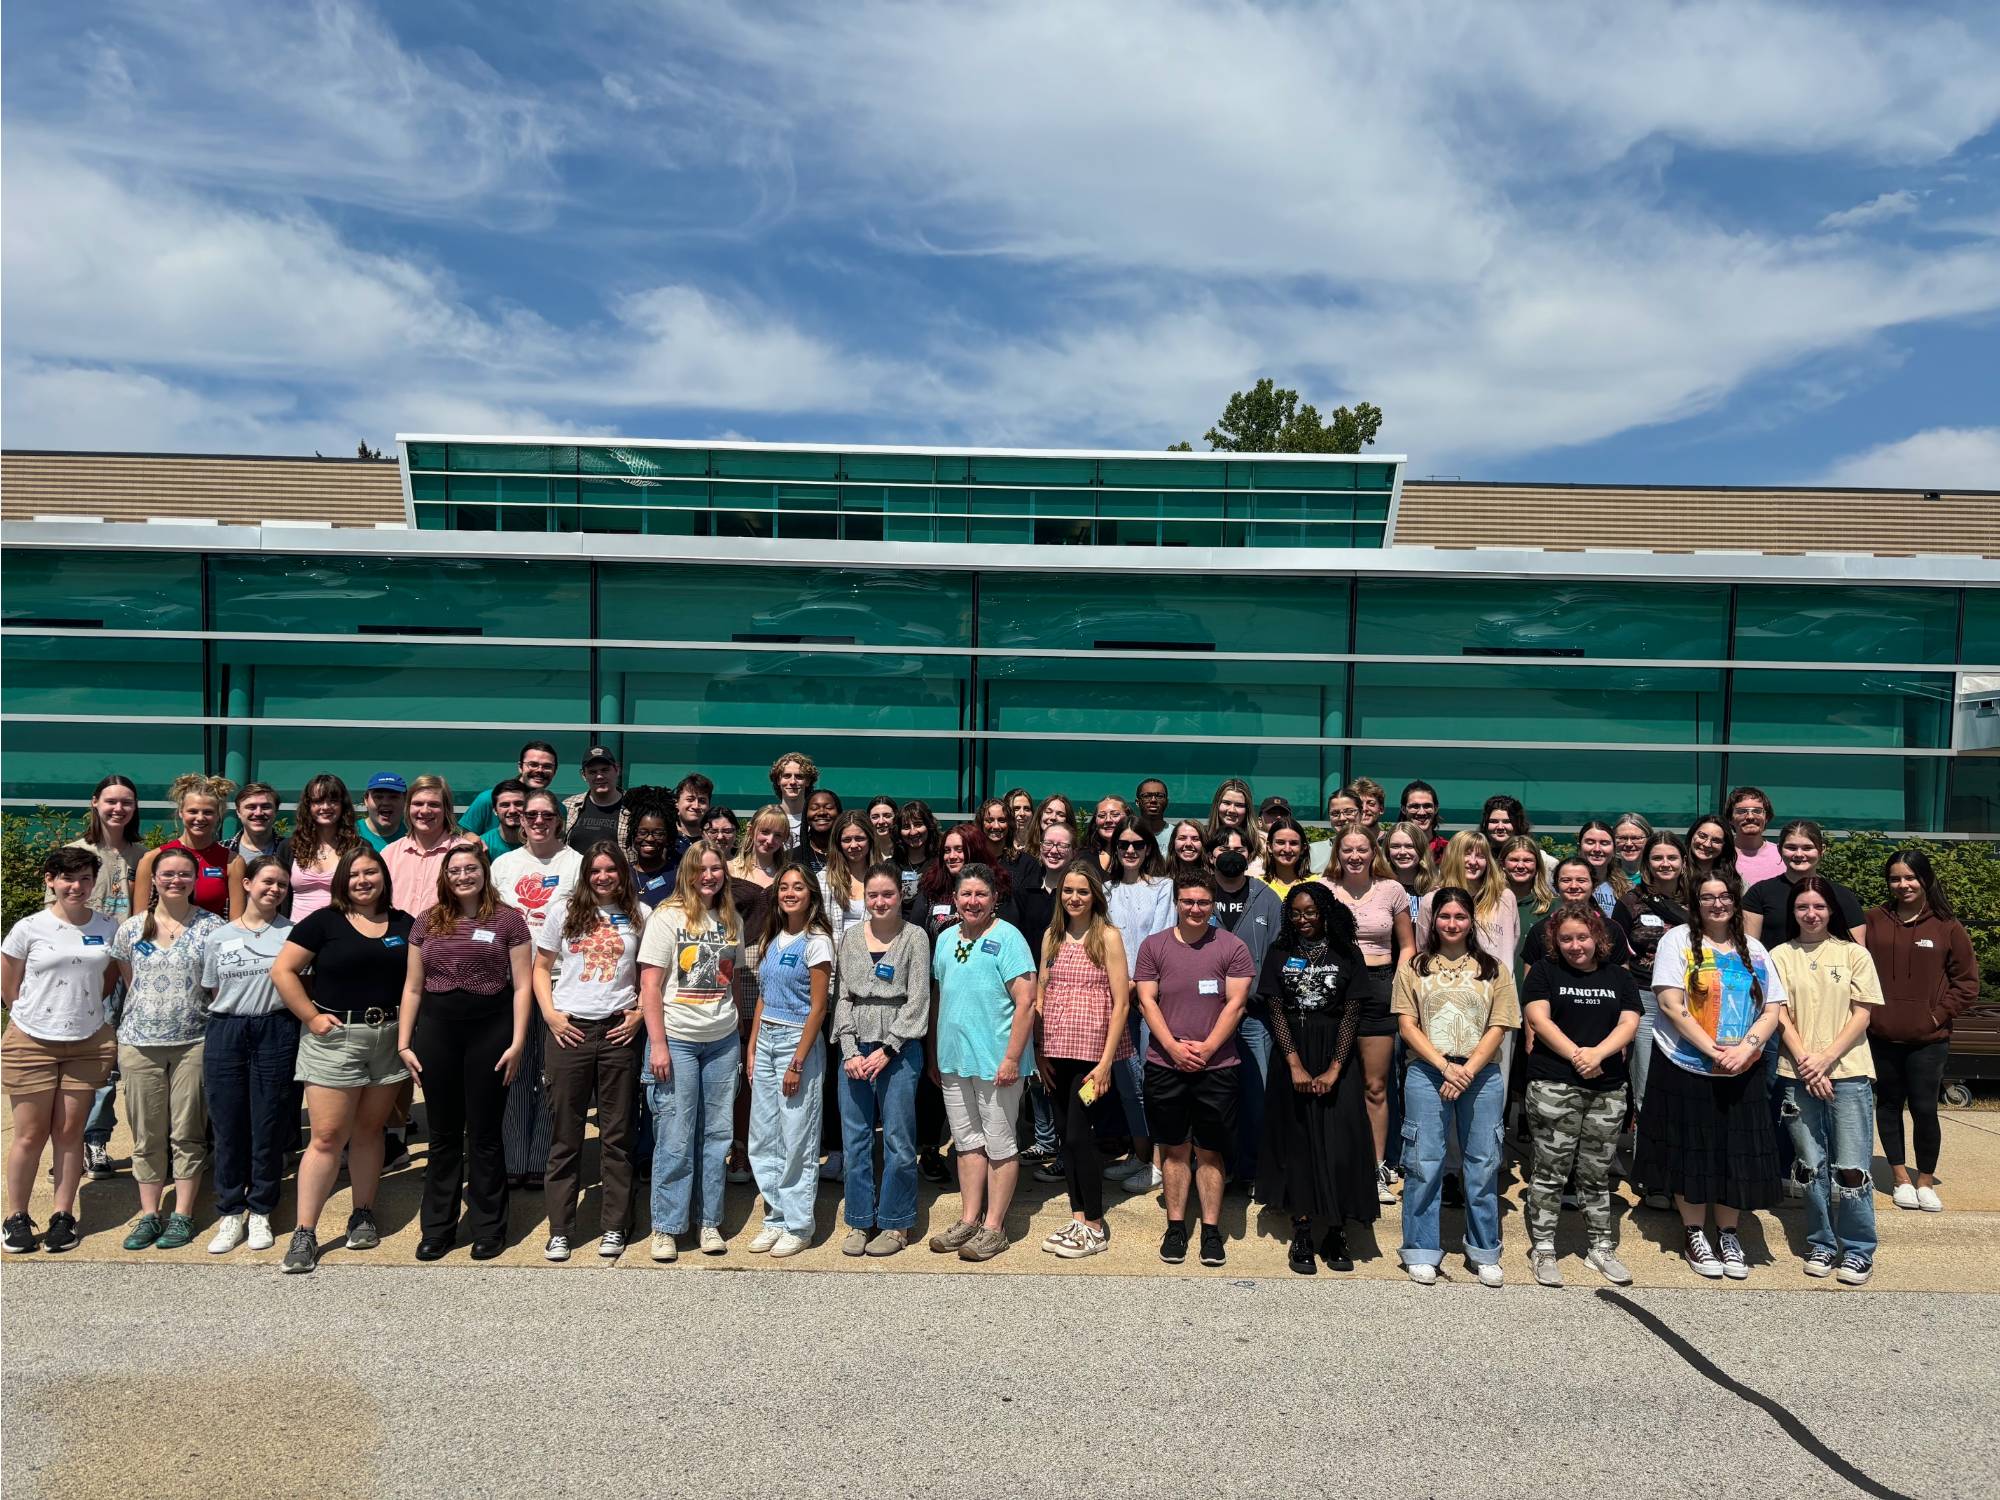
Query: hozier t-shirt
[[1520, 957, 1642, 1091]]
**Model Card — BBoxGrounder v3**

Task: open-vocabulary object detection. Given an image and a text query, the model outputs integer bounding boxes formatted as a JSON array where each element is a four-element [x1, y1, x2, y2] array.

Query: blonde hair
[[1041, 859, 1112, 971], [405, 774, 461, 835], [169, 772, 235, 824], [1331, 827, 1393, 882], [1501, 834, 1555, 918], [1380, 821, 1436, 893], [671, 842, 740, 939], [1438, 829, 1508, 923], [730, 804, 792, 878]]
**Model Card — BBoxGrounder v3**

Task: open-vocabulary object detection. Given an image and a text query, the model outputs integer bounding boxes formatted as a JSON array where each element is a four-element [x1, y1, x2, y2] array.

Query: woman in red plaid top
[[1033, 861, 1134, 1260]]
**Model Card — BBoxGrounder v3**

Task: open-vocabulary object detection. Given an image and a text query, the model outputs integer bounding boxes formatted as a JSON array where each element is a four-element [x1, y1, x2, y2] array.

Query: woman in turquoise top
[[744, 863, 834, 1258]]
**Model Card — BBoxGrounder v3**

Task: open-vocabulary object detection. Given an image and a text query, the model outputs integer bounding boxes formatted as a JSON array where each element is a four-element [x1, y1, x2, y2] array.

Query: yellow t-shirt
[[1770, 939, 1882, 1081]]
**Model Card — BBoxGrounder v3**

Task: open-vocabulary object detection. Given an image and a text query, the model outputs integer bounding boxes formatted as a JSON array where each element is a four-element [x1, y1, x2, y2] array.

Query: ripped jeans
[[1780, 1076, 1877, 1261]]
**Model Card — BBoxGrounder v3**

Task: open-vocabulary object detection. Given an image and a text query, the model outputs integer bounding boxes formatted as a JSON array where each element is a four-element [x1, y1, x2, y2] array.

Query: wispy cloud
[[1820, 189, 1920, 230], [1817, 425, 2000, 489]]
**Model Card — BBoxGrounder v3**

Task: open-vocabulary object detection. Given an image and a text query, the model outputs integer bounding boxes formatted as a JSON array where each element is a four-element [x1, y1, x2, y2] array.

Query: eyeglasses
[[1697, 894, 1735, 906]]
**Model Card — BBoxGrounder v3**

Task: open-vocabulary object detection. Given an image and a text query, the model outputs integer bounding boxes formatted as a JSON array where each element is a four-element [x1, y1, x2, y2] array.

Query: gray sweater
[[833, 920, 933, 1059]]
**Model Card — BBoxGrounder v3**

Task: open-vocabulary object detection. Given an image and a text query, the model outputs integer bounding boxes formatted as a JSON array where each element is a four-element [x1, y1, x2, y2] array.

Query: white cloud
[[1820, 190, 1920, 230], [1817, 426, 2000, 489]]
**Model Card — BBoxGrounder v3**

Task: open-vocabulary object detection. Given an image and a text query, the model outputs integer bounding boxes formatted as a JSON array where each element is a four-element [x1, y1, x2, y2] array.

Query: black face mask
[[1212, 850, 1249, 880]]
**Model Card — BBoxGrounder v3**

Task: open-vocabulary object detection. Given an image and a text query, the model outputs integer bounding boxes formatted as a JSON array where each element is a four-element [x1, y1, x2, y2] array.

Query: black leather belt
[[317, 1006, 399, 1025]]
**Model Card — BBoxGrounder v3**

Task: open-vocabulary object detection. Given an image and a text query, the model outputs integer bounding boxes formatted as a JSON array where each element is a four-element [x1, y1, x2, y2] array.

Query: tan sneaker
[[928, 1219, 979, 1254], [865, 1228, 910, 1257], [958, 1226, 1010, 1262]]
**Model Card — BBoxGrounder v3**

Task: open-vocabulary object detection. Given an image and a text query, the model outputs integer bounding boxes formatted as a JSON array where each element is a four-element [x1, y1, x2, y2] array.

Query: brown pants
[[121, 1041, 208, 1184], [542, 1018, 640, 1237]]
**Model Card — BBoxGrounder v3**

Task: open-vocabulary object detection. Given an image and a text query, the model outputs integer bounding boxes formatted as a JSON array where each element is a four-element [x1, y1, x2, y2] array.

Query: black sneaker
[[1158, 1220, 1189, 1264], [1199, 1223, 1226, 1267], [84, 1142, 116, 1179], [2, 1212, 38, 1254], [42, 1211, 80, 1254], [281, 1227, 319, 1274], [1287, 1222, 1317, 1275], [918, 1150, 951, 1184], [345, 1207, 381, 1251], [1320, 1227, 1354, 1273], [381, 1134, 412, 1173]]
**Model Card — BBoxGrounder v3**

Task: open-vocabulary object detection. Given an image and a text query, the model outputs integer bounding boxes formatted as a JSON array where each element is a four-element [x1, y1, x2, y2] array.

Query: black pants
[[1046, 1057, 1112, 1221], [412, 989, 513, 1243], [1873, 1037, 1950, 1175], [543, 1016, 639, 1237], [916, 1069, 947, 1154]]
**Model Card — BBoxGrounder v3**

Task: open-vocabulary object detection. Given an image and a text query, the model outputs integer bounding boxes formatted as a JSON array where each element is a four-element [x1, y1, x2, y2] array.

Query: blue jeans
[[1764, 1041, 1794, 1175], [1781, 1077, 1878, 1260], [203, 1010, 301, 1215], [1233, 1012, 1272, 1181], [503, 1022, 552, 1176], [1399, 1059, 1504, 1268], [1114, 1016, 1150, 1140], [648, 1034, 740, 1234], [838, 1041, 922, 1231], [747, 1025, 823, 1233]]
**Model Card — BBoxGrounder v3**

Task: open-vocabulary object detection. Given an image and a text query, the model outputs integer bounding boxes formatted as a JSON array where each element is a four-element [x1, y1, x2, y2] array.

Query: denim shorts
[[295, 1019, 409, 1089]]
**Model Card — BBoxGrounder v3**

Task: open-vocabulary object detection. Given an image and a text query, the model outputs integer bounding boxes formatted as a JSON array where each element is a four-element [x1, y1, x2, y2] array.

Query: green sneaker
[[154, 1212, 197, 1250], [122, 1212, 165, 1250]]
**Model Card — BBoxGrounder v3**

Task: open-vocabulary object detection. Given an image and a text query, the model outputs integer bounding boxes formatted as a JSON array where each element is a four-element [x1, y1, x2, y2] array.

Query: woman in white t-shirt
[[492, 789, 581, 1188], [533, 845, 645, 1263], [2, 848, 121, 1254], [197, 855, 297, 1255], [638, 844, 743, 1262]]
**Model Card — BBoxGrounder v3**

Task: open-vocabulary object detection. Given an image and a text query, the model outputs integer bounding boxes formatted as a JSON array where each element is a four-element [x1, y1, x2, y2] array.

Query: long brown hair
[[290, 772, 361, 865], [425, 842, 499, 937], [755, 860, 833, 951], [330, 846, 391, 917], [562, 841, 644, 941], [141, 845, 200, 943], [1041, 858, 1111, 971], [84, 774, 143, 850]]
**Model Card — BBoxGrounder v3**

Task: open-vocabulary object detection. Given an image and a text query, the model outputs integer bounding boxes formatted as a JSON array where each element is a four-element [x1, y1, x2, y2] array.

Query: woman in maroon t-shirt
[[396, 844, 531, 1260]]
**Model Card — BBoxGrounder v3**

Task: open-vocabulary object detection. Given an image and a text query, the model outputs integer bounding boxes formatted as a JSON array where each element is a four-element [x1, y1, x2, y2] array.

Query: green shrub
[[1816, 836, 2000, 992]]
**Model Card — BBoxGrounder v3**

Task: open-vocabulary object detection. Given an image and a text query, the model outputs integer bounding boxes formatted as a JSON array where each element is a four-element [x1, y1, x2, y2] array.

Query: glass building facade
[[1, 437, 1995, 835]]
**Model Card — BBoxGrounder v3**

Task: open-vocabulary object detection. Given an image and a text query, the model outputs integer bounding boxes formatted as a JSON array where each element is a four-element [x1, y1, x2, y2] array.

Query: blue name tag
[[1284, 956, 1308, 972], [82, 934, 107, 946], [980, 938, 1000, 955], [541, 875, 561, 888], [202, 867, 222, 879], [134, 939, 157, 956], [779, 951, 800, 968], [610, 914, 630, 928], [383, 936, 406, 948], [874, 962, 895, 981]]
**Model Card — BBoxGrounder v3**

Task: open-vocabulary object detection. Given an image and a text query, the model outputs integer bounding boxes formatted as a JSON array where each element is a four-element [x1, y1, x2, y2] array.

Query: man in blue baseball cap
[[359, 772, 407, 853]]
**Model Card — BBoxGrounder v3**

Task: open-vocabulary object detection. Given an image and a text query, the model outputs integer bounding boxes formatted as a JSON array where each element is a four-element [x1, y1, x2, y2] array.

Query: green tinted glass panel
[[1959, 589, 1998, 664], [983, 658, 1343, 740], [406, 443, 448, 470], [1729, 670, 1953, 749], [411, 473, 447, 503], [603, 649, 965, 732], [448, 443, 572, 473], [983, 741, 1332, 824], [980, 576, 1346, 654], [210, 556, 587, 638], [1355, 580, 1729, 659], [711, 449, 838, 481], [579, 446, 707, 479], [1735, 586, 1958, 665], [840, 453, 936, 483], [1097, 458, 1226, 490], [621, 733, 961, 813], [599, 565, 969, 648], [1946, 757, 1999, 834], [1238, 461, 1354, 491], [1, 550, 201, 630], [5, 632, 202, 717], [3, 720, 205, 807], [1723, 753, 1945, 831], [1369, 747, 1727, 830], [214, 639, 588, 723], [1353, 664, 1723, 743], [967, 456, 1095, 486]]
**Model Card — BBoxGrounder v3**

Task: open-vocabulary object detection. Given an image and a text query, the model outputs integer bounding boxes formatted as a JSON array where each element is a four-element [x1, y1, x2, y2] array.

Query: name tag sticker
[[1198, 978, 1220, 995], [134, 939, 157, 956], [874, 962, 896, 981], [202, 867, 222, 879], [1640, 914, 1664, 928], [221, 940, 246, 954], [541, 875, 562, 889], [931, 904, 952, 921], [82, 934, 106, 946], [472, 929, 498, 945], [610, 914, 630, 928], [779, 951, 801, 968], [1284, 956, 1308, 972], [383, 936, 406, 948], [980, 938, 1000, 955]]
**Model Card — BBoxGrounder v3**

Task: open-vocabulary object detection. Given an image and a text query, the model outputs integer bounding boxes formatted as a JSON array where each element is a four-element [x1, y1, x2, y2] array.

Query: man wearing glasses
[[1398, 781, 1447, 859], [462, 741, 560, 837], [1134, 871, 1255, 1269]]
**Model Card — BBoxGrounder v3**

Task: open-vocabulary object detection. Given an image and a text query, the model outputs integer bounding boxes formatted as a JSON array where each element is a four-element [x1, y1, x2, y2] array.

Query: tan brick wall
[[1, 451, 403, 527]]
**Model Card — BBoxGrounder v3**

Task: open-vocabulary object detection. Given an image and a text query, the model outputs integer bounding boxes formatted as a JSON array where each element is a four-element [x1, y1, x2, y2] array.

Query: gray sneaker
[[1585, 1247, 1633, 1285], [343, 1208, 380, 1250], [928, 1219, 979, 1254], [957, 1225, 1010, 1262], [281, 1227, 318, 1274], [1530, 1245, 1564, 1287]]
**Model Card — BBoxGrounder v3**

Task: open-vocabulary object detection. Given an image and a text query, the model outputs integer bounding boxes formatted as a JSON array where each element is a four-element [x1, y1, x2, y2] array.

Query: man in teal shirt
[[358, 772, 407, 853], [462, 741, 559, 837]]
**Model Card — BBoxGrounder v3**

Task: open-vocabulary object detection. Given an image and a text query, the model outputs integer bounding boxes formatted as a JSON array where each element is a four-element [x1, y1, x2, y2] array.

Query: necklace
[[953, 939, 974, 964]]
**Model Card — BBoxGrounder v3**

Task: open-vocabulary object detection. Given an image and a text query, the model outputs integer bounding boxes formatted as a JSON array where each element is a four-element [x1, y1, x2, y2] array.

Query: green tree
[[1173, 378, 1383, 454]]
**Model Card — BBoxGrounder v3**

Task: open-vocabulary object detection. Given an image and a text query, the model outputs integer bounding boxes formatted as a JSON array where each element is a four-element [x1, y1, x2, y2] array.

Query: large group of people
[[2, 748, 1981, 1289]]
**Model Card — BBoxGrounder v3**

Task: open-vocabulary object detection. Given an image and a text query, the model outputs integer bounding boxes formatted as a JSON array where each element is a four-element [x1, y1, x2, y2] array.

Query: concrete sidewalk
[[7, 1105, 1996, 1291]]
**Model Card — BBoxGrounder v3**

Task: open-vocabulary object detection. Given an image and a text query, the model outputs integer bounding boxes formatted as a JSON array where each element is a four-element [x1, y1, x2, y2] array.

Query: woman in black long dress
[[1256, 882, 1379, 1274]]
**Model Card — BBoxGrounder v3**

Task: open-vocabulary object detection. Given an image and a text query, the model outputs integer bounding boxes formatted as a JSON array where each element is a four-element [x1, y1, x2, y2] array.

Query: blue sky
[[4, 0, 1998, 486]]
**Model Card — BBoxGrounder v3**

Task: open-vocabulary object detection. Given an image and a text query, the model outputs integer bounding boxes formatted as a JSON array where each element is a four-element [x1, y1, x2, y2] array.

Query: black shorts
[[1143, 1062, 1239, 1155]]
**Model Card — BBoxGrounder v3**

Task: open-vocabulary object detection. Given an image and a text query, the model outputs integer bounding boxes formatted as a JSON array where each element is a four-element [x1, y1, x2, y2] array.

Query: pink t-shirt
[[1330, 878, 1404, 963], [1733, 842, 1785, 887], [289, 861, 336, 922]]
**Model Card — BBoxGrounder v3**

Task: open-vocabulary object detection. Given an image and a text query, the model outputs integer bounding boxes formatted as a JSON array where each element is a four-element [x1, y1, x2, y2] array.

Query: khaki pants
[[120, 1041, 209, 1184]]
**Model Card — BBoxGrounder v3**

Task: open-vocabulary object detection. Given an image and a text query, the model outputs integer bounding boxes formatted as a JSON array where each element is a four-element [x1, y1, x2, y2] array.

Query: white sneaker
[[819, 1151, 845, 1182], [651, 1232, 678, 1262], [1376, 1161, 1397, 1204], [246, 1213, 276, 1251], [747, 1224, 784, 1254], [1147, 1164, 1163, 1189], [1916, 1185, 1943, 1213], [1892, 1182, 1920, 1210], [1476, 1262, 1505, 1288], [769, 1230, 809, 1258], [1043, 1220, 1087, 1251], [1051, 1222, 1109, 1259], [207, 1213, 247, 1254], [1110, 1157, 1151, 1185], [699, 1225, 727, 1255], [544, 1234, 571, 1262], [1585, 1247, 1633, 1286], [1406, 1262, 1438, 1286]]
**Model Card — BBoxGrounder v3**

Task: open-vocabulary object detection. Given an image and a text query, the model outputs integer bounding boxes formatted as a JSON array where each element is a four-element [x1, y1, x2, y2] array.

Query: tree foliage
[[1174, 378, 1383, 454]]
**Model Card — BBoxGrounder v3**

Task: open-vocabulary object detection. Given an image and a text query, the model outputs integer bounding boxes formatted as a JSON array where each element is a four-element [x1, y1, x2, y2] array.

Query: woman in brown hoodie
[[1862, 849, 1980, 1214]]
